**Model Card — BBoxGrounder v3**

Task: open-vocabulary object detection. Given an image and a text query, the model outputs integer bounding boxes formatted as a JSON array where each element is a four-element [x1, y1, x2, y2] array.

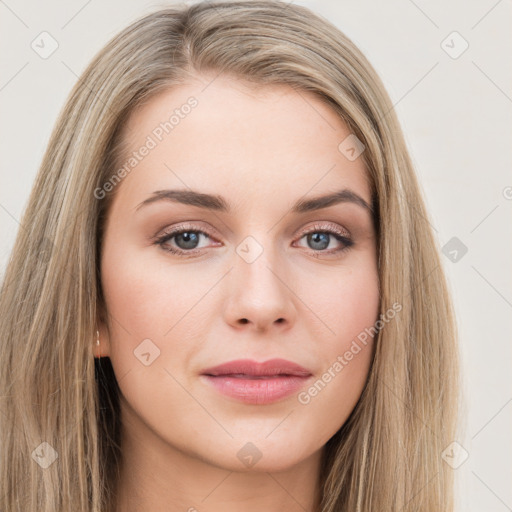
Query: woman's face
[[99, 74, 379, 473]]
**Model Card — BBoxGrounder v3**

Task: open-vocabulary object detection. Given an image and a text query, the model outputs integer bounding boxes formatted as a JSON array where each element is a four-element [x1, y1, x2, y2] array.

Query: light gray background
[[1, 0, 511, 510]]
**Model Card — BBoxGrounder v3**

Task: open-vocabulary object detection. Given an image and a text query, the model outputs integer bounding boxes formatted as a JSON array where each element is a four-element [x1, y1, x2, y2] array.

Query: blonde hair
[[0, 1, 460, 511]]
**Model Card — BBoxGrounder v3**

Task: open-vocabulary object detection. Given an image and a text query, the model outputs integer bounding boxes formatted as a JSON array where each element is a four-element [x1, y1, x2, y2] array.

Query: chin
[[199, 441, 317, 473]]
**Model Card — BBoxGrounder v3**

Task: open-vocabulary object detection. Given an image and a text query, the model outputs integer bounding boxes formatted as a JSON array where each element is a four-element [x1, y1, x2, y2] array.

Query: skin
[[97, 73, 380, 512]]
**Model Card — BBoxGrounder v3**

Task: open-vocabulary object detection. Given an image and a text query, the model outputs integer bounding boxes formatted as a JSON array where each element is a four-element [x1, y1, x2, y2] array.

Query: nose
[[223, 242, 297, 333]]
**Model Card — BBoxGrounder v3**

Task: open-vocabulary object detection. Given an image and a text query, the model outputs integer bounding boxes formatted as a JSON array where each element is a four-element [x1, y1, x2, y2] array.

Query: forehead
[[111, 75, 372, 214]]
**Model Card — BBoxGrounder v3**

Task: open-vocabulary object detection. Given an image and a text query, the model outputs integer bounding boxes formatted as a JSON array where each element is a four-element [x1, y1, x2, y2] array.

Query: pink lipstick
[[200, 358, 312, 405]]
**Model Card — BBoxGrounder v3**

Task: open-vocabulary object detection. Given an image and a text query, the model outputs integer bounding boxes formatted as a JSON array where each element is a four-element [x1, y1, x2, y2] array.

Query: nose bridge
[[223, 229, 296, 330], [235, 230, 287, 296]]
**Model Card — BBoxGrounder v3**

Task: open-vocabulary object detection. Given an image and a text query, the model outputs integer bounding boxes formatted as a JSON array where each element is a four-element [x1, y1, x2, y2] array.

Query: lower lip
[[201, 375, 311, 405]]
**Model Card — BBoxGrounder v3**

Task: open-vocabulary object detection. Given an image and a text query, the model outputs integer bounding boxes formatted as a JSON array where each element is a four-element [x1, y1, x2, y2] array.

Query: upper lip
[[201, 358, 312, 377]]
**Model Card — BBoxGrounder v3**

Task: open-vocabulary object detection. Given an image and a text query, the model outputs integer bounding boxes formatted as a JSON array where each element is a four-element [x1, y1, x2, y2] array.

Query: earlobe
[[93, 329, 100, 358], [95, 301, 111, 358], [94, 329, 104, 358], [94, 322, 111, 359]]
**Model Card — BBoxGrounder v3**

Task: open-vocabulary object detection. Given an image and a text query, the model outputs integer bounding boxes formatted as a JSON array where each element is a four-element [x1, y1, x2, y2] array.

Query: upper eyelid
[[156, 223, 217, 241], [302, 222, 350, 237]]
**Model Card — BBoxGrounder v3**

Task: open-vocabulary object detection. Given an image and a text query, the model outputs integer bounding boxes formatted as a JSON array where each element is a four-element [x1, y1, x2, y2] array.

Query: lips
[[201, 358, 312, 378], [200, 358, 313, 405]]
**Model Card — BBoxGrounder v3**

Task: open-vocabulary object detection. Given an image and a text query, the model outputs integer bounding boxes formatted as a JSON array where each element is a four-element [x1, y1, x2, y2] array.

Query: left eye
[[296, 230, 352, 252]]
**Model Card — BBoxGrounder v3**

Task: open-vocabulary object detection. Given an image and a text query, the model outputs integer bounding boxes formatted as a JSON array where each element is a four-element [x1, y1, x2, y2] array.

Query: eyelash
[[153, 222, 354, 258]]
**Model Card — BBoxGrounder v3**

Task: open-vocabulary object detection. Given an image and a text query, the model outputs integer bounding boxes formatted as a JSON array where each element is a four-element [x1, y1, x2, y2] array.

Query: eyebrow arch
[[135, 188, 374, 214]]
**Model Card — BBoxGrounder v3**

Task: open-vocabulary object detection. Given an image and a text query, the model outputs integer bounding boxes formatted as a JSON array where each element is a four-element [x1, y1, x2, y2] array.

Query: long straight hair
[[0, 1, 460, 510]]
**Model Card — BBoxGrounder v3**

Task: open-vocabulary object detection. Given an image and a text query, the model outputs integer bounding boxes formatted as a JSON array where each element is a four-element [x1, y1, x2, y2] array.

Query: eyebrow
[[135, 188, 374, 215]]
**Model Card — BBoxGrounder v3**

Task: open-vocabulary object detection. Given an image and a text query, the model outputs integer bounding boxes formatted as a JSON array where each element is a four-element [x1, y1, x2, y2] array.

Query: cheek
[[99, 244, 207, 419], [326, 261, 380, 378], [301, 254, 380, 345], [101, 240, 212, 339], [100, 240, 224, 406], [293, 260, 379, 434]]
